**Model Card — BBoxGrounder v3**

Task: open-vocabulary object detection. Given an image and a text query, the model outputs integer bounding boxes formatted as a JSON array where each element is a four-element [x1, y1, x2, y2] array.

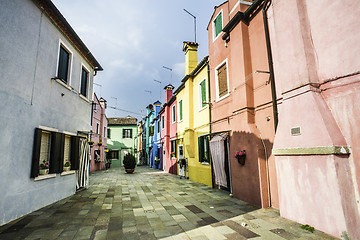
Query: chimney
[[183, 41, 198, 75], [164, 84, 174, 103], [99, 97, 107, 109]]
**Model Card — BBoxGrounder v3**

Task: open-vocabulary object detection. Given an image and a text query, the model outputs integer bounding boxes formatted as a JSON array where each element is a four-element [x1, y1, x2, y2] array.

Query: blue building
[[151, 101, 162, 169]]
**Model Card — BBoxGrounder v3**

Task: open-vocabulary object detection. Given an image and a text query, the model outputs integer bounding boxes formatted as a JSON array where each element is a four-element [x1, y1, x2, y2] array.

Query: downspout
[[262, 0, 278, 131], [207, 62, 215, 189]]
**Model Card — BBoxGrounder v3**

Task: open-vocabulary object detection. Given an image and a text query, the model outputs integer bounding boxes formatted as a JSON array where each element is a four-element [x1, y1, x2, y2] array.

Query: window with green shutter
[[199, 80, 207, 109], [162, 115, 165, 129], [198, 135, 210, 163], [172, 105, 176, 123], [213, 11, 223, 39], [179, 100, 183, 121]]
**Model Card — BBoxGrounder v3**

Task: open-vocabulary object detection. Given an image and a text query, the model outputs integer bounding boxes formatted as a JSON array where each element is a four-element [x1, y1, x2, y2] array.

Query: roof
[[33, 0, 103, 71], [108, 117, 137, 126]]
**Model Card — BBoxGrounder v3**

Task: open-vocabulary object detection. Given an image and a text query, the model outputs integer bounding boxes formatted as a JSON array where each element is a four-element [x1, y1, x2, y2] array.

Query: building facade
[[90, 93, 107, 172], [151, 101, 162, 169], [207, 0, 279, 208], [107, 117, 138, 167], [268, 0, 360, 238], [0, 0, 102, 225]]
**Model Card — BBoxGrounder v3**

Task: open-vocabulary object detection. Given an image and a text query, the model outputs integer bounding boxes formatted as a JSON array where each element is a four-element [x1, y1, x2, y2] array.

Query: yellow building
[[174, 42, 212, 186]]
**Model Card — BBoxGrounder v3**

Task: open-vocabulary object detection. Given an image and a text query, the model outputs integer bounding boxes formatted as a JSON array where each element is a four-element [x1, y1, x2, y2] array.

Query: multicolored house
[[107, 116, 138, 167], [173, 42, 212, 186], [90, 93, 108, 172]]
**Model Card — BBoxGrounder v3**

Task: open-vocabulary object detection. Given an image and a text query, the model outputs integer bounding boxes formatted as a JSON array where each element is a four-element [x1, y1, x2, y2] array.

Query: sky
[[52, 0, 225, 119]]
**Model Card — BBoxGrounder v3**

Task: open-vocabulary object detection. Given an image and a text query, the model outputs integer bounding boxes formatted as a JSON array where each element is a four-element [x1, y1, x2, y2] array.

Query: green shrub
[[123, 153, 136, 169]]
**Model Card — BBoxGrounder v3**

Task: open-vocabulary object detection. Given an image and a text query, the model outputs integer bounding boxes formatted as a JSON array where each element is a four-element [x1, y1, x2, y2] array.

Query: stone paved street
[[0, 166, 338, 240]]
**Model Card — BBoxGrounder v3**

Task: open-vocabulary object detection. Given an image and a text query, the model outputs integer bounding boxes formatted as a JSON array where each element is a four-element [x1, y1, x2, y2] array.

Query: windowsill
[[55, 79, 72, 91], [34, 174, 57, 181], [178, 120, 183, 123], [61, 170, 76, 176], [79, 94, 91, 103], [201, 162, 210, 165], [198, 106, 207, 112], [216, 93, 230, 102]]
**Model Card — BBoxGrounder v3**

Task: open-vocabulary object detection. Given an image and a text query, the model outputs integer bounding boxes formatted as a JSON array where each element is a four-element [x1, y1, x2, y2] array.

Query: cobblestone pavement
[[0, 166, 338, 240]]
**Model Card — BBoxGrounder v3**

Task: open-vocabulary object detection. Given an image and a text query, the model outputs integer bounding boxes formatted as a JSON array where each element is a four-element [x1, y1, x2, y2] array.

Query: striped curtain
[[77, 138, 90, 189]]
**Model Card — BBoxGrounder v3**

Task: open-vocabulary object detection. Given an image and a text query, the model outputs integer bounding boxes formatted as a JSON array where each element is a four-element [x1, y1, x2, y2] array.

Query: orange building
[[207, 0, 279, 208]]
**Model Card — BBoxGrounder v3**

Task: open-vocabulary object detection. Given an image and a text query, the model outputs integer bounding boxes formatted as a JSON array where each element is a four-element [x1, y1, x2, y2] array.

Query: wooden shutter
[[31, 128, 42, 178], [205, 136, 210, 163], [179, 100, 183, 120], [49, 132, 64, 173], [217, 63, 228, 98], [198, 136, 204, 162], [214, 12, 223, 37], [201, 80, 206, 108], [70, 136, 81, 170]]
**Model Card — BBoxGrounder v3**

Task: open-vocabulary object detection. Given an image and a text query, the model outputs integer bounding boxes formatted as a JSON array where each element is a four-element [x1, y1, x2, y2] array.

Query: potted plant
[[234, 149, 246, 165], [88, 140, 94, 146], [123, 153, 136, 173], [39, 160, 49, 175], [64, 160, 71, 171], [97, 141, 102, 146], [171, 152, 175, 158]]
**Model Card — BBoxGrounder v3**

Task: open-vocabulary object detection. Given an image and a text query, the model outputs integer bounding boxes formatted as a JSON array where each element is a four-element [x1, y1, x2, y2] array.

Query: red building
[[160, 84, 178, 174], [207, 0, 279, 208], [90, 93, 108, 172]]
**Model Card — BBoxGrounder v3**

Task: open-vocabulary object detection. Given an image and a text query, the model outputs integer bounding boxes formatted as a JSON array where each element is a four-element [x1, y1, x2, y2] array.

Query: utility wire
[[109, 106, 144, 117]]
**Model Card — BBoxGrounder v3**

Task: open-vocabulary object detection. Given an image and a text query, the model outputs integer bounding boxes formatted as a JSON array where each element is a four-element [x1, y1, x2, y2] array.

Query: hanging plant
[[234, 149, 246, 165]]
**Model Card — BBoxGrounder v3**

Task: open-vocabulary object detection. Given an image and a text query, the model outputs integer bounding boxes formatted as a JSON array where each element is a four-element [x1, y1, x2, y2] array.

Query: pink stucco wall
[[90, 94, 107, 172], [269, 0, 360, 238]]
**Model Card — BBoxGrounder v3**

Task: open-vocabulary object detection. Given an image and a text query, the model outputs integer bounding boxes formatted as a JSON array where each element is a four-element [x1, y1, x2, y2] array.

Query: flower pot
[[236, 155, 246, 165], [125, 168, 135, 174], [63, 166, 70, 171], [39, 169, 49, 175]]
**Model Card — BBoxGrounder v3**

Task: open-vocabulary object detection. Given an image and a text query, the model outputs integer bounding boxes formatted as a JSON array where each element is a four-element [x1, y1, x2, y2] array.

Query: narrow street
[[0, 166, 338, 240]]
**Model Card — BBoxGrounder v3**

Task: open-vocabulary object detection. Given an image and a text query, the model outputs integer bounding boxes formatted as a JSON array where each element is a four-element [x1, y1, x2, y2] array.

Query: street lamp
[[184, 9, 197, 43]]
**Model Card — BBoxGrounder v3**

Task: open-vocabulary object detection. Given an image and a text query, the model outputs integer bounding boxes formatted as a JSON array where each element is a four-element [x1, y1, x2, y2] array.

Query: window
[[57, 44, 71, 84], [104, 127, 107, 138], [216, 60, 229, 100], [40, 131, 51, 168], [157, 120, 160, 133], [199, 79, 207, 110], [96, 123, 99, 134], [171, 140, 177, 158], [178, 145, 184, 159], [161, 115, 165, 129], [123, 129, 132, 138], [64, 135, 71, 166], [107, 128, 111, 139], [213, 11, 223, 40], [198, 135, 210, 163], [80, 66, 89, 97], [178, 100, 183, 121], [172, 105, 176, 123], [149, 126, 154, 136]]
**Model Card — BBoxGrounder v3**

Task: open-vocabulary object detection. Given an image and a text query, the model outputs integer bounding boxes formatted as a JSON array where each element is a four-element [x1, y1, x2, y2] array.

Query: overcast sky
[[52, 0, 225, 119]]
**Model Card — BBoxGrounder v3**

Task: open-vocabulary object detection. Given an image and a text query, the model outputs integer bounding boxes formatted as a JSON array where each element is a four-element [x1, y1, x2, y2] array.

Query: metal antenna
[[153, 79, 162, 101], [93, 82, 102, 97], [184, 9, 196, 43], [163, 66, 173, 82], [110, 96, 117, 108]]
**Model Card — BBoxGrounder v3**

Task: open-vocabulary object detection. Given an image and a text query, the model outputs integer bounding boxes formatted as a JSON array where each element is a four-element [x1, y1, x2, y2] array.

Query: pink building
[[268, 0, 360, 238], [90, 93, 108, 172], [160, 84, 177, 174]]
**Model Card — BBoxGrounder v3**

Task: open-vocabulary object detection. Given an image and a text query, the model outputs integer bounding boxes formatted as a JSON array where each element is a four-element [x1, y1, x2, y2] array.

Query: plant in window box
[[234, 149, 246, 165], [39, 160, 49, 175], [63, 160, 71, 171], [171, 152, 175, 158], [123, 153, 136, 173], [97, 141, 102, 146], [88, 140, 94, 146]]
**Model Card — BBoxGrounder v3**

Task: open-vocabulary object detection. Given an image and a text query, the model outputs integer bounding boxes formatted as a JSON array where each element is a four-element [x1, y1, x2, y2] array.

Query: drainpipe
[[262, 0, 278, 131]]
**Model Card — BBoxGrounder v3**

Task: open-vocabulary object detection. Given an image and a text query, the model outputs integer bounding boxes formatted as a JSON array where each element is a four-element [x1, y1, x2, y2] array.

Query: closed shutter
[[200, 80, 206, 108], [205, 136, 210, 163], [198, 136, 204, 162], [214, 12, 223, 37], [179, 100, 183, 121], [50, 132, 64, 173], [31, 128, 42, 178], [70, 136, 81, 170], [217, 63, 228, 98]]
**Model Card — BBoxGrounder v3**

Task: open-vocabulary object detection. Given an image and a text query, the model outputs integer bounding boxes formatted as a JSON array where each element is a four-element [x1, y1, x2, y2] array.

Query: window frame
[[107, 128, 111, 139], [96, 123, 100, 135], [178, 99, 183, 122], [80, 64, 90, 98], [199, 78, 207, 111], [123, 129, 133, 139], [161, 115, 165, 129], [56, 40, 73, 85], [172, 105, 176, 123], [212, 10, 223, 41], [215, 59, 230, 102], [198, 135, 210, 164]]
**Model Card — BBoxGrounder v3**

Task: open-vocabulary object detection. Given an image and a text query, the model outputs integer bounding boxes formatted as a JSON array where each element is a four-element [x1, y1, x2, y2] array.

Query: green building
[[107, 116, 138, 167]]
